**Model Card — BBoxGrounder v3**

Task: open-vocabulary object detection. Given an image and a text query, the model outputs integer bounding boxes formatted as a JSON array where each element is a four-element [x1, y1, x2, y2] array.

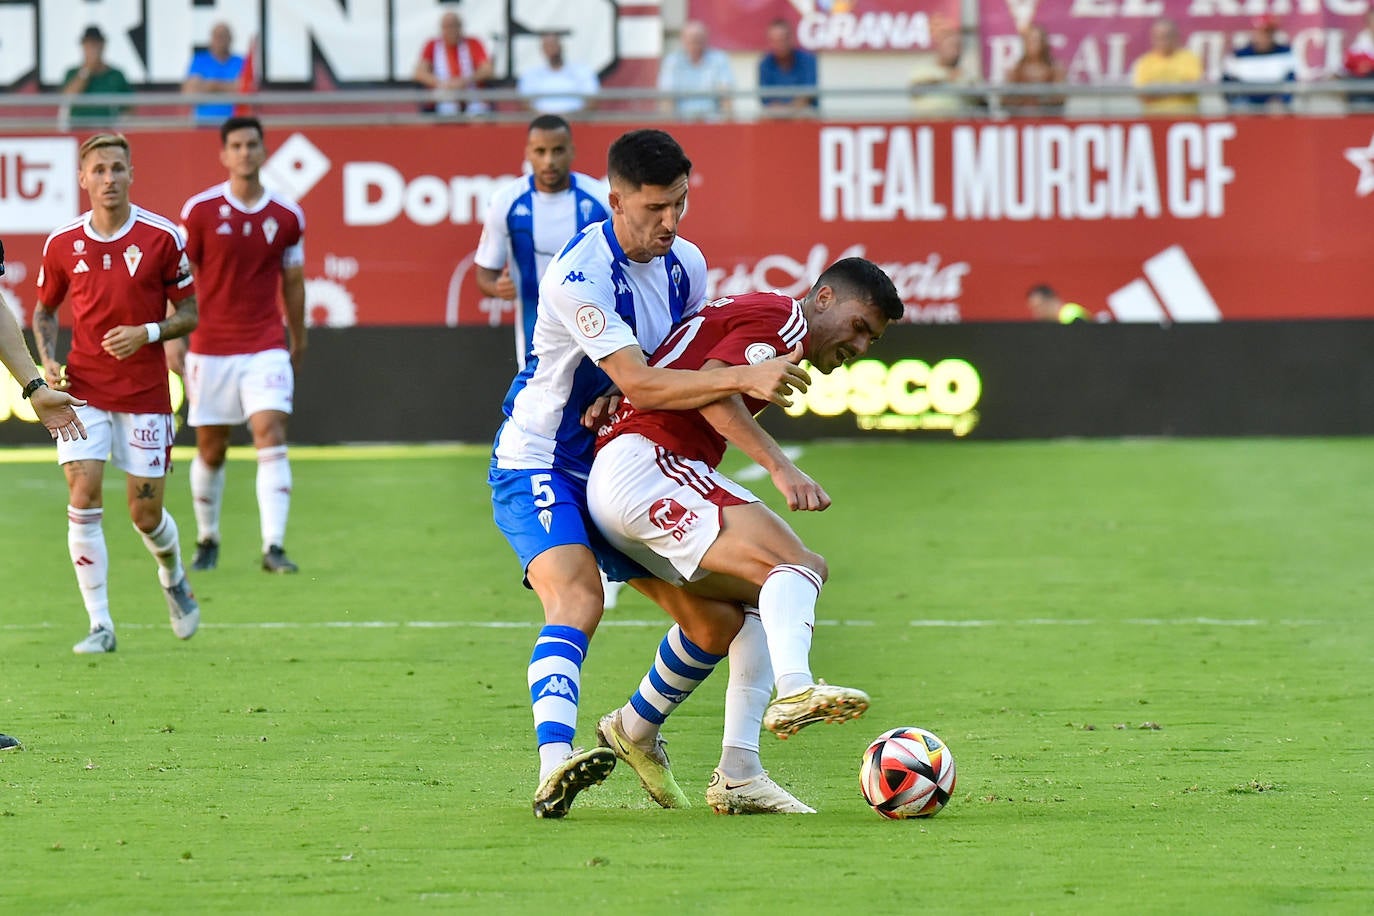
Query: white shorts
[[587, 433, 757, 586], [185, 349, 294, 427], [56, 406, 174, 478]]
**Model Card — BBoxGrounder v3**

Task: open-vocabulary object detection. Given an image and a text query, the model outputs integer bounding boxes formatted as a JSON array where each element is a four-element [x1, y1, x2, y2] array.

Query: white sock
[[719, 609, 771, 780], [67, 506, 112, 631], [137, 508, 185, 588], [190, 456, 225, 544], [758, 564, 822, 698], [538, 742, 573, 780], [600, 568, 625, 610], [256, 445, 291, 552]]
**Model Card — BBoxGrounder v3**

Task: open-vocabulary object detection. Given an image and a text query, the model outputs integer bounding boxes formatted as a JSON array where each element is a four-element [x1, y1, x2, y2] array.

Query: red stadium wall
[[3, 118, 1373, 328]]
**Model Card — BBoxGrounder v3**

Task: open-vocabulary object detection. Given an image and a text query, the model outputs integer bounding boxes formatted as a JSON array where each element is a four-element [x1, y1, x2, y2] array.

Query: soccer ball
[[859, 726, 957, 818]]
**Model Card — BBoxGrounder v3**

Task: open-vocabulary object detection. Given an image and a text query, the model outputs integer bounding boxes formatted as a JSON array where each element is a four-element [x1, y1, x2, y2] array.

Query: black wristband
[[21, 377, 48, 399]]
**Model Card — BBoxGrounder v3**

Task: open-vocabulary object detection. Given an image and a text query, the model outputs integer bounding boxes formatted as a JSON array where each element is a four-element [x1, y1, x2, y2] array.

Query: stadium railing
[[1, 81, 1372, 130]]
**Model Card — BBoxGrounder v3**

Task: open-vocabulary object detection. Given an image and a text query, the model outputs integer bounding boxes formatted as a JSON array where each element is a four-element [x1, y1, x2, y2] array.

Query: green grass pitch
[[1, 439, 1371, 913]]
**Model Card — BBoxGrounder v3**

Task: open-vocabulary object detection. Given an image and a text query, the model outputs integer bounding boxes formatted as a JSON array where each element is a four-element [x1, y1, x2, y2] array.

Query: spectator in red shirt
[[413, 11, 493, 116], [1344, 11, 1374, 107]]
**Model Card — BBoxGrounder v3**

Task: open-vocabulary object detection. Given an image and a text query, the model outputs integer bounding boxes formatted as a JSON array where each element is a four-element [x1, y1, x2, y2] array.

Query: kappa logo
[[263, 216, 279, 244], [513, 204, 531, 217], [563, 270, 586, 284], [537, 675, 576, 699], [72, 259, 89, 274], [122, 244, 143, 277], [1106, 246, 1220, 323], [615, 276, 631, 295]]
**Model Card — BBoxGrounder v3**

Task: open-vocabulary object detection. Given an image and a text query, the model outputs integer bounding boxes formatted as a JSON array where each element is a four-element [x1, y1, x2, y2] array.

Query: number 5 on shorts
[[531, 473, 555, 508]]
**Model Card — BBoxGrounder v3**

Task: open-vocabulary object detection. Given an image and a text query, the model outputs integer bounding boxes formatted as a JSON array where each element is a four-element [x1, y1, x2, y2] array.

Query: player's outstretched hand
[[495, 268, 517, 301], [30, 387, 87, 441], [738, 343, 810, 408], [770, 462, 831, 512], [101, 324, 151, 360], [581, 392, 623, 431]]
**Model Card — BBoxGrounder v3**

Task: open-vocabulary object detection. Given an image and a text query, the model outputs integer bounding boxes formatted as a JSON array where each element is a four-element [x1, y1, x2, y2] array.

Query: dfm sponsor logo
[[783, 357, 982, 436], [820, 123, 1235, 222]]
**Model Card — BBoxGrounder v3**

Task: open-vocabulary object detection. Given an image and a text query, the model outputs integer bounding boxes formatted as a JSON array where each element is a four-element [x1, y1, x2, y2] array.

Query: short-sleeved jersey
[[37, 206, 195, 414], [475, 172, 610, 368], [179, 183, 305, 356], [598, 291, 807, 468], [491, 220, 707, 478]]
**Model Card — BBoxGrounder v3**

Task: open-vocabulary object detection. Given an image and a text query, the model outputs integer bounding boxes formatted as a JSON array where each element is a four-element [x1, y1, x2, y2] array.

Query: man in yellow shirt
[[1133, 19, 1204, 114]]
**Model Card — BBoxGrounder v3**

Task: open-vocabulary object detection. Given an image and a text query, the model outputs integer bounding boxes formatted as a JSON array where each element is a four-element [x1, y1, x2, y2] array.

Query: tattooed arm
[[31, 301, 67, 389], [101, 294, 198, 360]]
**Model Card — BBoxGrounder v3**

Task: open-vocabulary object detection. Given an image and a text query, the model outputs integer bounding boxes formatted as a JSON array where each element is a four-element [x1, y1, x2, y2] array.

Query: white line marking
[[732, 445, 804, 481]]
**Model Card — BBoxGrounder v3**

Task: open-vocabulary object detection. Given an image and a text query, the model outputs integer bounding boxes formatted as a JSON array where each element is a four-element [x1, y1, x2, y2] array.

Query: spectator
[[758, 19, 817, 114], [1342, 11, 1374, 108], [60, 26, 133, 124], [657, 20, 735, 119], [182, 22, 246, 124], [517, 32, 600, 114], [1133, 18, 1204, 114], [910, 29, 983, 117], [414, 11, 493, 116], [1222, 16, 1296, 111], [1004, 24, 1066, 115], [1027, 285, 1090, 324]]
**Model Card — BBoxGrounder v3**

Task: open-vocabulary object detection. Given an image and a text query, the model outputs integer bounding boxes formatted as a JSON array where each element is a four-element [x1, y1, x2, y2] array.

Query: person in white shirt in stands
[[518, 33, 600, 114], [657, 21, 735, 119]]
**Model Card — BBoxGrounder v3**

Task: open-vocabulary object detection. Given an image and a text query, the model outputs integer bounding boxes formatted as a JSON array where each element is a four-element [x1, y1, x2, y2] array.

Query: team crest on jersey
[[262, 216, 279, 244], [216, 222, 232, 235], [575, 305, 606, 338], [671, 263, 682, 286], [579, 199, 593, 221], [538, 508, 553, 533], [745, 342, 778, 364], [72, 259, 90, 274], [102, 254, 112, 270], [123, 244, 143, 276], [72, 239, 85, 255], [219, 204, 232, 218]]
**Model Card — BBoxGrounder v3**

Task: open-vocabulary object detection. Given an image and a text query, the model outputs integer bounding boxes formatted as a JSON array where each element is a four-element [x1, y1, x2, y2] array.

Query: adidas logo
[[74, 556, 94, 566], [72, 258, 90, 274], [537, 675, 576, 699], [1107, 246, 1219, 323]]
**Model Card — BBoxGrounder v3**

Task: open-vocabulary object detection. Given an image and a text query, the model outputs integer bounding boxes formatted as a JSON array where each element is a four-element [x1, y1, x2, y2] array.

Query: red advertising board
[[689, 0, 961, 52], [2, 117, 1373, 327], [977, 0, 1368, 83]]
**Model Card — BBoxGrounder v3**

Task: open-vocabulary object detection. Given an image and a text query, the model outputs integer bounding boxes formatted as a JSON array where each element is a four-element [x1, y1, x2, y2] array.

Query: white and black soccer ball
[[859, 726, 957, 818]]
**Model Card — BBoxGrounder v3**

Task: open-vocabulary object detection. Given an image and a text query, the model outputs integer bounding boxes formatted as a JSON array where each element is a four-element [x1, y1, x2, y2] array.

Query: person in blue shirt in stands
[[182, 22, 245, 124], [758, 19, 818, 115]]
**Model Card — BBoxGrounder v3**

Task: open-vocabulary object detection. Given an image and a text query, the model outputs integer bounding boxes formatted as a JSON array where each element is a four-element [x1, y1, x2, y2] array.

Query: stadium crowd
[[43, 10, 1374, 125]]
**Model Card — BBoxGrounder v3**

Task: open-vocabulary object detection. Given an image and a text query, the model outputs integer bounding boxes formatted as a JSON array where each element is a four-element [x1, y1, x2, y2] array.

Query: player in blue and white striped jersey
[[487, 129, 810, 818], [475, 115, 610, 370]]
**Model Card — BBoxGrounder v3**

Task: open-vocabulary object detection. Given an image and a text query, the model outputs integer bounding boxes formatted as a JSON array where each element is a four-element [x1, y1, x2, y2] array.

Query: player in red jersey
[[587, 257, 904, 813], [169, 116, 306, 574], [32, 133, 201, 654]]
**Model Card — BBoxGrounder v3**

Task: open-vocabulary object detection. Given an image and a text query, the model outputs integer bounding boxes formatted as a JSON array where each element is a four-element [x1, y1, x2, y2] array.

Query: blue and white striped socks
[[528, 624, 588, 781], [620, 624, 724, 745]]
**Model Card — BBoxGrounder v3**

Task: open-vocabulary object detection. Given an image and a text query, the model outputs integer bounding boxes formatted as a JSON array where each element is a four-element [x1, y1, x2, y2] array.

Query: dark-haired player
[[172, 116, 306, 574]]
